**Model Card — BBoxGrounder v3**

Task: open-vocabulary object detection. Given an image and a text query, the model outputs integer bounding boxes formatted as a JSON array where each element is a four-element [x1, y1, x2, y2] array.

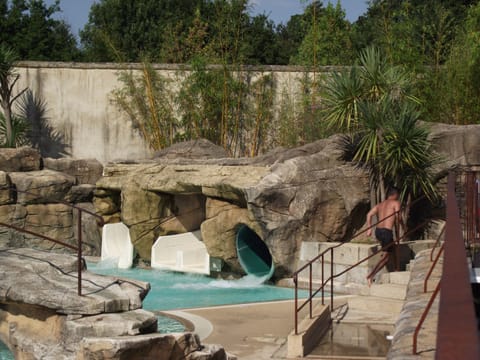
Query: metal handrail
[[412, 281, 441, 355], [0, 186, 104, 296], [413, 172, 480, 358], [424, 243, 444, 293], [430, 224, 445, 261], [293, 215, 429, 334]]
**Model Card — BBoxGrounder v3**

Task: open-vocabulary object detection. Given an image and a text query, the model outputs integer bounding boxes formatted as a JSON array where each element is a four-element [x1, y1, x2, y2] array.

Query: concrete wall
[[15, 63, 151, 163], [13, 62, 338, 163]]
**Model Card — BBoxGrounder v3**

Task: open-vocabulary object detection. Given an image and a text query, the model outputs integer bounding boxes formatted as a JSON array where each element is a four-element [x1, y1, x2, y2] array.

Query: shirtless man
[[365, 187, 402, 286]]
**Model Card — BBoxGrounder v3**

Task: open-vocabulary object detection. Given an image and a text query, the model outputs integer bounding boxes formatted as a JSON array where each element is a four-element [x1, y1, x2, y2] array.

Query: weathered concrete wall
[[15, 63, 151, 163], [13, 62, 327, 163]]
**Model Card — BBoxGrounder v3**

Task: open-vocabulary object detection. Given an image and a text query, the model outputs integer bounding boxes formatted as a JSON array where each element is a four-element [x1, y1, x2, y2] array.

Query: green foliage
[[0, 44, 29, 147], [352, 0, 469, 67], [0, 0, 79, 61], [111, 62, 177, 151], [293, 1, 354, 66], [417, 2, 480, 125], [322, 47, 417, 131], [323, 47, 437, 203], [0, 112, 29, 147], [112, 57, 276, 156]]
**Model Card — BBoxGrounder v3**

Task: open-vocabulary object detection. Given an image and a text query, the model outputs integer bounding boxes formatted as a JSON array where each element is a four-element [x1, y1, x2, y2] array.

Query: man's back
[[376, 198, 400, 230]]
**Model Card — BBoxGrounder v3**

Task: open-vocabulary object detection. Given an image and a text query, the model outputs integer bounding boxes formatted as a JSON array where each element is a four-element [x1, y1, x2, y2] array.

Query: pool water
[[0, 264, 306, 359], [87, 262, 307, 311], [0, 341, 12, 360]]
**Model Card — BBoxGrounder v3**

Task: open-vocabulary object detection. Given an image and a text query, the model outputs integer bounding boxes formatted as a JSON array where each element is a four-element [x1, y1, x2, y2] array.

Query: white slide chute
[[151, 231, 210, 275], [101, 222, 134, 269]]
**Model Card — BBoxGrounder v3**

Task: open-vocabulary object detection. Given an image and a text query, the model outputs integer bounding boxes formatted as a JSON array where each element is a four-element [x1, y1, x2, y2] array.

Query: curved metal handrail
[[0, 186, 104, 296]]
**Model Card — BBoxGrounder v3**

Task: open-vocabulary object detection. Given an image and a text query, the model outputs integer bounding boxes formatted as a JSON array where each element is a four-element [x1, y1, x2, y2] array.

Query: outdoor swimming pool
[[88, 262, 306, 311], [0, 263, 306, 359]]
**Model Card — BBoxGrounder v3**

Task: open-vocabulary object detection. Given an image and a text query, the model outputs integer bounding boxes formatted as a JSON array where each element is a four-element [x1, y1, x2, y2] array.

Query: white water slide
[[101, 222, 134, 269], [151, 231, 210, 275]]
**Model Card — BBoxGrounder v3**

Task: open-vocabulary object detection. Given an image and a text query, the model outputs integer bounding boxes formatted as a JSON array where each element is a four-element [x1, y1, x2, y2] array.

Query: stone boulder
[[428, 122, 480, 170], [201, 198, 262, 273], [0, 171, 13, 205], [0, 146, 41, 172], [43, 157, 103, 185], [97, 163, 270, 260], [95, 136, 370, 276], [153, 139, 229, 160], [247, 159, 370, 276], [73, 202, 102, 256], [9, 170, 75, 204]]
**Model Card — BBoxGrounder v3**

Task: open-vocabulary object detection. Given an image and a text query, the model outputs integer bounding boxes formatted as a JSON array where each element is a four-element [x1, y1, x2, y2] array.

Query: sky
[[46, 0, 369, 39]]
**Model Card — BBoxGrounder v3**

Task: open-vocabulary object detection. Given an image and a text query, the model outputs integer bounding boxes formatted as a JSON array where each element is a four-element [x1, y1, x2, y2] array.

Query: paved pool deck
[[169, 297, 350, 360], [181, 300, 296, 359]]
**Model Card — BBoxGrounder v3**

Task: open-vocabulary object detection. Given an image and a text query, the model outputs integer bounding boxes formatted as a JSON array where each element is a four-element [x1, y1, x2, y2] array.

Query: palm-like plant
[[0, 44, 28, 147], [323, 46, 438, 206], [0, 112, 29, 147]]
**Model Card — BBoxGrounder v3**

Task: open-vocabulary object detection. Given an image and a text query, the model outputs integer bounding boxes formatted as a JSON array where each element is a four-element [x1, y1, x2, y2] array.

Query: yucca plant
[[324, 46, 438, 209], [0, 112, 29, 147], [0, 44, 28, 147]]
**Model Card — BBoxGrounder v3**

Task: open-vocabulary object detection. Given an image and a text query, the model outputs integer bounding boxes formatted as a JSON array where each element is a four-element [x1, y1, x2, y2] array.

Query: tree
[[81, 0, 207, 62], [0, 0, 79, 61], [352, 0, 476, 67], [322, 47, 437, 206], [0, 45, 28, 147], [293, 1, 353, 66], [275, 14, 309, 65], [417, 2, 480, 124]]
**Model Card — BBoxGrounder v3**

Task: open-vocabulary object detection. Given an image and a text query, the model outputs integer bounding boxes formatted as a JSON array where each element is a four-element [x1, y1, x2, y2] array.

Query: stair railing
[[292, 207, 429, 335], [0, 186, 104, 296], [413, 172, 480, 358]]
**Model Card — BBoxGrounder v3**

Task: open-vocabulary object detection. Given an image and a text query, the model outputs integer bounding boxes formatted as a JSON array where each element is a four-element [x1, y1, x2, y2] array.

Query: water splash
[[172, 273, 270, 290], [93, 257, 119, 269]]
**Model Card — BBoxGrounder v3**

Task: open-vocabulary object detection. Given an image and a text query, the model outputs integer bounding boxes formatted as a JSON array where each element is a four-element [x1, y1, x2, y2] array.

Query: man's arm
[[366, 205, 378, 236]]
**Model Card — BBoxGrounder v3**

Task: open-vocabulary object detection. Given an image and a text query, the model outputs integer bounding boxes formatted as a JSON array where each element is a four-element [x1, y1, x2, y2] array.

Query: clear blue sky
[[46, 0, 369, 38]]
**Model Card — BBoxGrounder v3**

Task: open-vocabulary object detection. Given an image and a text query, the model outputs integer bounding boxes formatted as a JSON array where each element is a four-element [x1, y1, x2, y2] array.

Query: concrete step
[[336, 309, 398, 325], [378, 271, 411, 285], [340, 282, 406, 300], [369, 283, 406, 300], [347, 295, 404, 315]]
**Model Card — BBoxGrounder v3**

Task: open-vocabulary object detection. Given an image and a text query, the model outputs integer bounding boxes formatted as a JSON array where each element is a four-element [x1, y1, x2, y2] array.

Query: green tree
[[417, 2, 480, 124], [243, 14, 278, 65], [81, 0, 208, 62], [322, 47, 436, 205], [275, 14, 309, 65], [0, 0, 79, 61], [352, 0, 476, 67], [293, 1, 353, 66]]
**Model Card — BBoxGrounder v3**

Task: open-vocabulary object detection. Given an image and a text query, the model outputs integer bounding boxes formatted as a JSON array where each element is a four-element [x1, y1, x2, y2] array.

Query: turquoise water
[[88, 262, 306, 310], [0, 264, 305, 359], [0, 341, 12, 360]]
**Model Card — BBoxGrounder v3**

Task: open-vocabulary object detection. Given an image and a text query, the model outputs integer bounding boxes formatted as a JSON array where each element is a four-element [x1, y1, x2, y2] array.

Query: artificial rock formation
[[0, 248, 233, 360], [0, 148, 103, 255], [95, 136, 370, 276]]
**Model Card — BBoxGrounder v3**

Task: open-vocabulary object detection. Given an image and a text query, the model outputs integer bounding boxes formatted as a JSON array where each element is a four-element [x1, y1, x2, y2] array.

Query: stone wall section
[[0, 147, 103, 255]]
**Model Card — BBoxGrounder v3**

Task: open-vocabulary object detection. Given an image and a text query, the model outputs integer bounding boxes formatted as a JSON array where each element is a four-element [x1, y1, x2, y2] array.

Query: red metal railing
[[0, 186, 104, 296], [292, 204, 429, 335], [413, 172, 480, 357]]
